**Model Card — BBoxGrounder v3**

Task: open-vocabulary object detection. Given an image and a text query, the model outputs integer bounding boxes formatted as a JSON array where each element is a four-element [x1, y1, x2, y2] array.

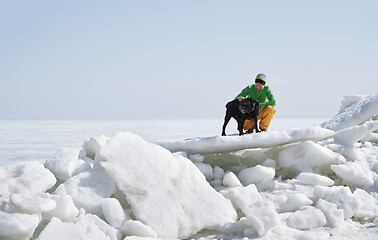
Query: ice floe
[[0, 94, 377, 239]]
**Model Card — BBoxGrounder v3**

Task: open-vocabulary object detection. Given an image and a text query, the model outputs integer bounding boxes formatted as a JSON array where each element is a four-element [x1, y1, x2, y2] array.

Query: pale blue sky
[[1, 0, 377, 120]]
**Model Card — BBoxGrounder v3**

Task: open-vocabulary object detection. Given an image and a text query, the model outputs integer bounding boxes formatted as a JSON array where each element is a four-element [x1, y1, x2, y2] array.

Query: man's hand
[[238, 96, 244, 102]]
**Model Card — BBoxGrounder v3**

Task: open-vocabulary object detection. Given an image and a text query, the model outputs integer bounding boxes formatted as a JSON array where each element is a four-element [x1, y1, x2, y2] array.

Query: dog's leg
[[246, 125, 254, 134], [254, 116, 261, 133], [238, 116, 247, 135], [222, 113, 232, 136]]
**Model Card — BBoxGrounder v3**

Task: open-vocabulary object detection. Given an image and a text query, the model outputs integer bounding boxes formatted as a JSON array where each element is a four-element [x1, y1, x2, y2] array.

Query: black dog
[[222, 98, 261, 136]]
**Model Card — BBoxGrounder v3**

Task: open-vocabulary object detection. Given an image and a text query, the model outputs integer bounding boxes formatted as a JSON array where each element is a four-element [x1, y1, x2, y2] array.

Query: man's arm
[[260, 86, 276, 108], [235, 86, 250, 100]]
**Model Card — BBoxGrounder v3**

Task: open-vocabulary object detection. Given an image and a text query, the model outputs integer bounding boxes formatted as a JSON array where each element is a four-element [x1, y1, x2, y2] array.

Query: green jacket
[[235, 84, 276, 109]]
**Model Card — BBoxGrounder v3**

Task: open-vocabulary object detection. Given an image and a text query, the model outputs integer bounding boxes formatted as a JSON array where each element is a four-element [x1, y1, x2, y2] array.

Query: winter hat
[[255, 73, 266, 85]]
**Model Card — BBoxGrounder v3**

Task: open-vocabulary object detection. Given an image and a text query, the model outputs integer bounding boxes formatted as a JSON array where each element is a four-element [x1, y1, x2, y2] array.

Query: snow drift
[[0, 94, 378, 239], [97, 132, 237, 238]]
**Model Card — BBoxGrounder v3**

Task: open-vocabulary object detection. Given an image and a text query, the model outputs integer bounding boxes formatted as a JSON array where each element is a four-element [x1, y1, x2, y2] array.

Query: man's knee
[[259, 106, 276, 119], [243, 119, 254, 130], [264, 105, 276, 114]]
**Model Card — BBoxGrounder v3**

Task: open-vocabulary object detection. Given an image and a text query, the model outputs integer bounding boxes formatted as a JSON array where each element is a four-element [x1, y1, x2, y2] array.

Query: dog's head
[[238, 98, 257, 114]]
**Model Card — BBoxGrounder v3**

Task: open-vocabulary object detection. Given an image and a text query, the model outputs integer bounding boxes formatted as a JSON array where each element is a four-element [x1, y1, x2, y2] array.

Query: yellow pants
[[243, 105, 276, 130]]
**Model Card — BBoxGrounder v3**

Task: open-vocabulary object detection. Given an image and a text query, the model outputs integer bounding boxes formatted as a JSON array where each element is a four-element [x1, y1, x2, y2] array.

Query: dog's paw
[[246, 129, 254, 134]]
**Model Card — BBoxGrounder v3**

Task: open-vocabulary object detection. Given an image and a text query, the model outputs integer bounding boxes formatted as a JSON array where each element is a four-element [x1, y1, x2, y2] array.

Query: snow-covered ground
[[0, 94, 377, 239]]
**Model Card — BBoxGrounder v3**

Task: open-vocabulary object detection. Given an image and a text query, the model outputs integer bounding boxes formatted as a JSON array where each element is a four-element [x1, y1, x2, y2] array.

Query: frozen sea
[[0, 118, 328, 167], [2, 94, 378, 240]]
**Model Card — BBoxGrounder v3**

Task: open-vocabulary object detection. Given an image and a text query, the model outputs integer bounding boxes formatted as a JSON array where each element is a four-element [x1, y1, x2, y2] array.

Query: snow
[[316, 199, 344, 228], [331, 161, 374, 188], [82, 135, 109, 160], [221, 184, 279, 237], [37, 216, 120, 240], [321, 94, 378, 131], [37, 217, 89, 240], [0, 211, 39, 240], [0, 94, 377, 239], [0, 161, 56, 198], [319, 186, 360, 219], [160, 126, 335, 154], [213, 165, 225, 181], [43, 194, 79, 222], [279, 194, 313, 213], [296, 172, 335, 186], [97, 132, 237, 239], [193, 162, 214, 181], [10, 193, 56, 214], [55, 167, 116, 217], [75, 213, 121, 240], [189, 153, 205, 162], [353, 188, 378, 221], [339, 94, 370, 111], [120, 220, 158, 238], [332, 120, 378, 147], [101, 198, 130, 229], [44, 148, 90, 181], [223, 171, 242, 187], [286, 206, 327, 230], [278, 141, 345, 173], [237, 165, 275, 185]]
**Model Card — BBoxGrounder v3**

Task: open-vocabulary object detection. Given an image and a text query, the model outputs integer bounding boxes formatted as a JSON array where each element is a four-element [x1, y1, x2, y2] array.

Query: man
[[235, 73, 276, 132]]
